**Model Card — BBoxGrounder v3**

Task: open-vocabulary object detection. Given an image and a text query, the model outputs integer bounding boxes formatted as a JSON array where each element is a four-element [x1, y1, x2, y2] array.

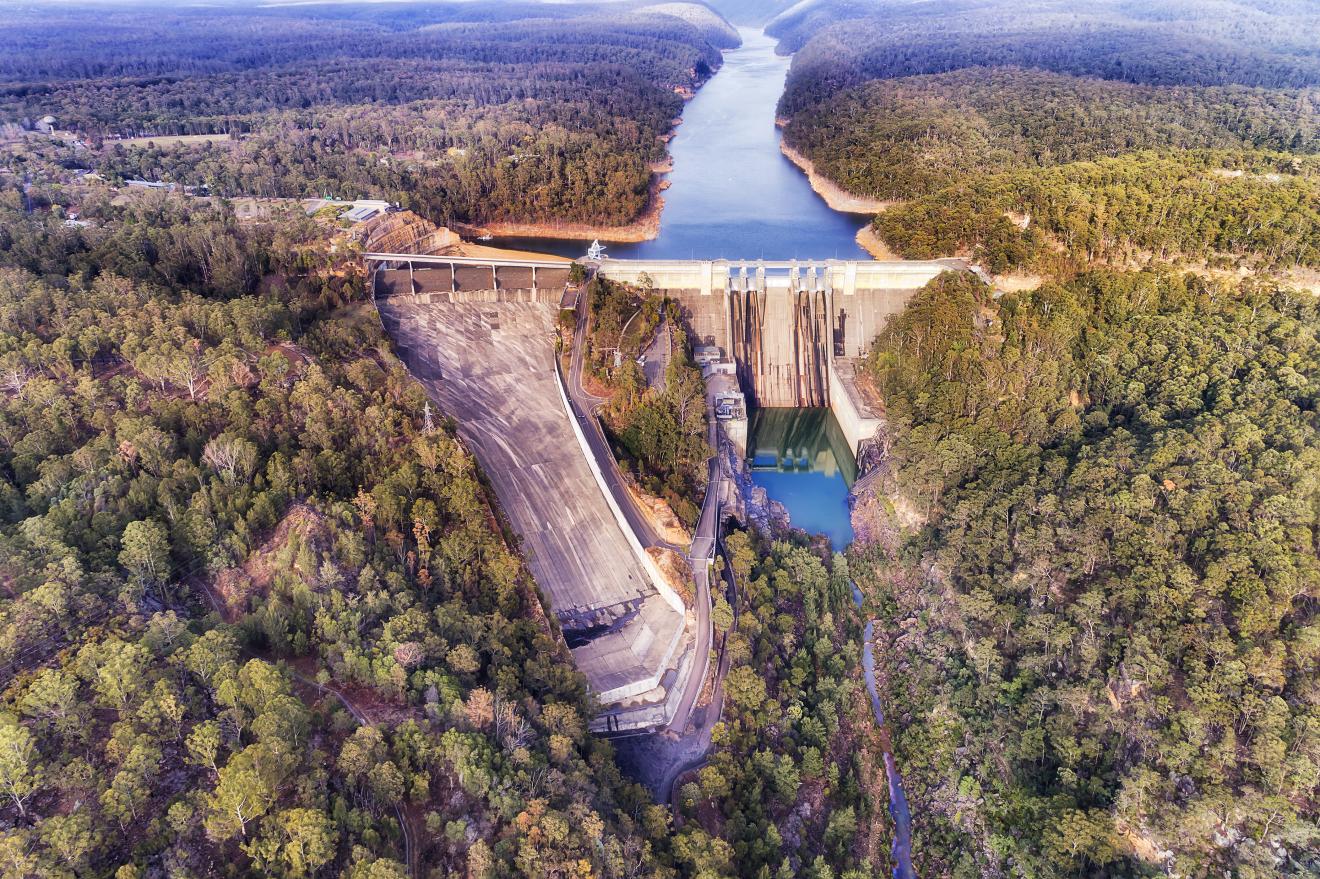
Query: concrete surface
[[376, 292, 688, 705]]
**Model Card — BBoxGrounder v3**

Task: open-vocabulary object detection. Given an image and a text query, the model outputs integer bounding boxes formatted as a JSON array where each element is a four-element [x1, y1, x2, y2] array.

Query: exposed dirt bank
[[780, 142, 892, 214], [628, 482, 693, 546], [443, 240, 572, 262], [856, 225, 898, 260], [993, 271, 1045, 292]]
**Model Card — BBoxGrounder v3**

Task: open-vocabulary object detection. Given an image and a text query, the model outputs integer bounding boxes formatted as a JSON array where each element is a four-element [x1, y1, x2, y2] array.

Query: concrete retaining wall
[[828, 359, 882, 457], [551, 362, 687, 618]]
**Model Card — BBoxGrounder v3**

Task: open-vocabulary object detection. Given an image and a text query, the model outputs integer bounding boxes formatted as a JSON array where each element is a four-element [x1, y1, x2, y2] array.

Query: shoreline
[[452, 179, 666, 244], [856, 225, 899, 260], [779, 141, 892, 215], [452, 129, 679, 244]]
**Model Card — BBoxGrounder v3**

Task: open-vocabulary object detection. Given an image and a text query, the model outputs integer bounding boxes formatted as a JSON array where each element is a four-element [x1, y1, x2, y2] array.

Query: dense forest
[[874, 149, 1320, 273], [782, 68, 1320, 201], [773, 0, 1320, 95], [855, 269, 1319, 877], [582, 277, 710, 527], [674, 531, 878, 879], [776, 0, 1320, 276], [765, 3, 1320, 876], [0, 178, 677, 876], [1, 2, 737, 228]]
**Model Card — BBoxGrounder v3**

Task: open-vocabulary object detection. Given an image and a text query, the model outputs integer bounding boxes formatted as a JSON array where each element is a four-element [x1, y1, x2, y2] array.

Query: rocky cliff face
[[722, 440, 792, 537]]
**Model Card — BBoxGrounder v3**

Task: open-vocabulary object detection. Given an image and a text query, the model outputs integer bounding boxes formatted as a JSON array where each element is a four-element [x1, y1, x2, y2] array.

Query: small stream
[[854, 584, 916, 879]]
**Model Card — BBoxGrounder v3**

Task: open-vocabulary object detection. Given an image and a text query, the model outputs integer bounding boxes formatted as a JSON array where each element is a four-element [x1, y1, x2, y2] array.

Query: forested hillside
[[875, 150, 1320, 273], [674, 532, 876, 878], [775, 0, 1320, 276], [782, 68, 1320, 201], [854, 269, 1320, 877], [582, 278, 710, 527], [765, 3, 1320, 876], [0, 2, 737, 228], [773, 0, 1320, 91], [0, 177, 675, 876]]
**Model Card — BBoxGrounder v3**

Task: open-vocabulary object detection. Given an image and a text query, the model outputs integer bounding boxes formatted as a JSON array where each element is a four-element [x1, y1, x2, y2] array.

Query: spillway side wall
[[828, 358, 882, 458], [551, 362, 687, 618]]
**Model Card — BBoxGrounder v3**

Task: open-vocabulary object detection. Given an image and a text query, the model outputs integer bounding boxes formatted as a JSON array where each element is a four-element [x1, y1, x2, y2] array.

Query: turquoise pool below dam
[[746, 407, 856, 549]]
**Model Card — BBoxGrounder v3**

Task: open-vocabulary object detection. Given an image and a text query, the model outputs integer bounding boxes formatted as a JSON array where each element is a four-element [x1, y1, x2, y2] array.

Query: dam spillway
[[367, 252, 961, 413]]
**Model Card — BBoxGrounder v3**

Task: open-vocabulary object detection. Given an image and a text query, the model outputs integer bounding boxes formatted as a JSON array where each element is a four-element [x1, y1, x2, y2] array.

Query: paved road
[[665, 553, 736, 811], [667, 443, 725, 733], [641, 317, 671, 390], [566, 298, 718, 733]]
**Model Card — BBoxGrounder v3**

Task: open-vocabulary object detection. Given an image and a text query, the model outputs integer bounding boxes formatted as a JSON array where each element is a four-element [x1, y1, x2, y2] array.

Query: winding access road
[[566, 299, 717, 734]]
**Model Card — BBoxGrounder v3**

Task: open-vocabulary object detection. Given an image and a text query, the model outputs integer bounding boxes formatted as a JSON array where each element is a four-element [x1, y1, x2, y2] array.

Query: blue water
[[747, 407, 856, 548], [749, 469, 854, 547], [494, 28, 871, 261]]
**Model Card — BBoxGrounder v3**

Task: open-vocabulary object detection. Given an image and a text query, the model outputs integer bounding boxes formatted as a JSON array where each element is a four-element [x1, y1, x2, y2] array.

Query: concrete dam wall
[[597, 258, 958, 409], [366, 250, 958, 453]]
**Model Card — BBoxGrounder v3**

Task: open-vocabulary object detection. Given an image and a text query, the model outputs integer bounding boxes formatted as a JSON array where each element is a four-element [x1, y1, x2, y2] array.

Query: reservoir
[[504, 28, 868, 549], [497, 28, 872, 261]]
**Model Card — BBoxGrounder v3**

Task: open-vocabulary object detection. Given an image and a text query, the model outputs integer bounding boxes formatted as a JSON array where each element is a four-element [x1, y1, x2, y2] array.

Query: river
[[495, 28, 871, 260]]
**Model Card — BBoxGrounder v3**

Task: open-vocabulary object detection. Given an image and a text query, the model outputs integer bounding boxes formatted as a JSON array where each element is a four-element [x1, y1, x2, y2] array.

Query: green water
[[747, 408, 856, 548]]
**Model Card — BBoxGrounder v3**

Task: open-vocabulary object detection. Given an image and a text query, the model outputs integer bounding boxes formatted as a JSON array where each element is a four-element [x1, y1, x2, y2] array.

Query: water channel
[[747, 407, 855, 548], [497, 29, 871, 262], [513, 31, 913, 874]]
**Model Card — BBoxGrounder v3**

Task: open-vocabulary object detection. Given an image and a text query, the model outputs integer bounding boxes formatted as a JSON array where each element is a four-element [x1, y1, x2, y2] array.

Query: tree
[[39, 811, 101, 874], [466, 838, 495, 879], [101, 741, 161, 828], [205, 746, 279, 841], [698, 765, 731, 800], [187, 720, 224, 779], [0, 715, 41, 817], [119, 519, 171, 589], [725, 666, 767, 713], [85, 639, 150, 714], [712, 596, 734, 634], [243, 808, 339, 878], [19, 668, 79, 725], [203, 434, 258, 484]]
